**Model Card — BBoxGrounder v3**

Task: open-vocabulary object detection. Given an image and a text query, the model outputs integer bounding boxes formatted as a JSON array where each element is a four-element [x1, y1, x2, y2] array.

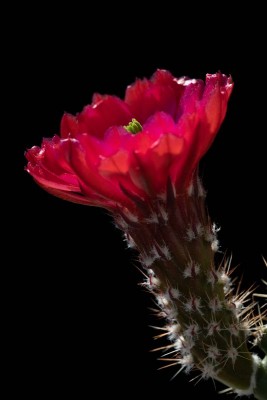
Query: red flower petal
[[125, 69, 185, 123], [26, 136, 80, 192], [131, 113, 184, 194], [68, 133, 136, 209], [61, 96, 133, 139], [201, 73, 233, 133], [77, 96, 132, 138], [173, 73, 233, 188], [60, 113, 79, 138]]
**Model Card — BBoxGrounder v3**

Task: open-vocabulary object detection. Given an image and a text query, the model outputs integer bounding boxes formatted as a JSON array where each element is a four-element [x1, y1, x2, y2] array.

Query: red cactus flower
[[26, 72, 267, 397], [25, 70, 233, 212]]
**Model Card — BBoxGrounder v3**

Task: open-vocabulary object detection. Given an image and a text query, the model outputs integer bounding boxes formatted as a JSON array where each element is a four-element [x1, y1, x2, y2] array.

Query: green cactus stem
[[254, 355, 267, 400], [253, 326, 267, 400], [116, 176, 266, 397], [259, 327, 267, 353]]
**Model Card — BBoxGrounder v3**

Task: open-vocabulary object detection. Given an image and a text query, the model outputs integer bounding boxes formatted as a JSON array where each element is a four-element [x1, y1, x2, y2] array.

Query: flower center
[[124, 118, 143, 134]]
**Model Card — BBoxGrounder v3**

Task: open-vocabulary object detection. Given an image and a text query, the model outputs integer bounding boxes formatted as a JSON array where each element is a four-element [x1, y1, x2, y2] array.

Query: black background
[[13, 5, 267, 398]]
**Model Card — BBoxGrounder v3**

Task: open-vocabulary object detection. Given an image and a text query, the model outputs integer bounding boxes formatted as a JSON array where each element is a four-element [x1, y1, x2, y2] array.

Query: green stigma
[[124, 118, 142, 134]]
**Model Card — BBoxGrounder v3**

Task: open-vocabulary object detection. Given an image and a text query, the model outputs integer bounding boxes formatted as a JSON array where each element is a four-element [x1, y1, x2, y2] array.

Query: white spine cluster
[[141, 247, 160, 268], [159, 244, 172, 260], [169, 287, 180, 300], [209, 297, 223, 313], [226, 346, 238, 366], [184, 297, 202, 313], [185, 227, 196, 242], [201, 363, 217, 380], [183, 262, 200, 278], [207, 321, 221, 336], [207, 345, 221, 361], [204, 223, 220, 252], [179, 354, 194, 374], [218, 271, 232, 292]]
